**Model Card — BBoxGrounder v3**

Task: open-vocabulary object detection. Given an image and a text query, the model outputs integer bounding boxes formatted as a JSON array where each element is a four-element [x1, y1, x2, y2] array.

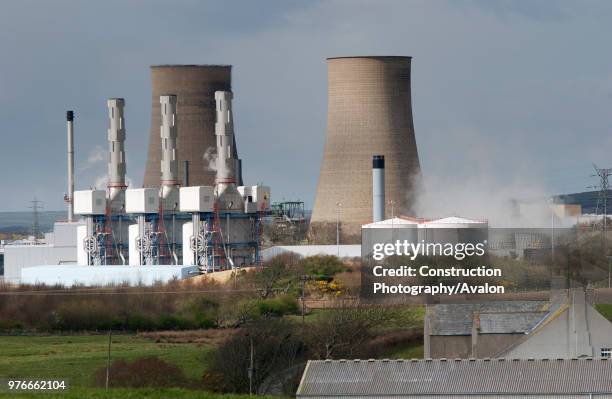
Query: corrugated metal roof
[[430, 302, 548, 335], [297, 358, 612, 396]]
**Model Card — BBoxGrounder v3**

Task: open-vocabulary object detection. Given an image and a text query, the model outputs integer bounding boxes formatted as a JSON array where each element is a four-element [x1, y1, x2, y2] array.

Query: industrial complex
[[4, 65, 270, 285], [0, 56, 607, 287]]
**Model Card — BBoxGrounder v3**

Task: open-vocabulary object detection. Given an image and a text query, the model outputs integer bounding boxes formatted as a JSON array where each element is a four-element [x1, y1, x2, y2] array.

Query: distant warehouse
[[297, 358, 612, 398]]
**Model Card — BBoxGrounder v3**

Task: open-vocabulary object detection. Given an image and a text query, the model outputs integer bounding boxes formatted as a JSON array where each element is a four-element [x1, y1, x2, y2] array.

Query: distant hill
[[0, 211, 66, 234]]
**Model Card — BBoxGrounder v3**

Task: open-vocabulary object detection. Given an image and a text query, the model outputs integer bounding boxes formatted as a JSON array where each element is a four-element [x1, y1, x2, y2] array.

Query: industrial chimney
[[66, 110, 74, 222], [107, 98, 127, 211], [160, 95, 179, 209], [143, 65, 243, 188], [310, 56, 422, 241], [214, 91, 243, 211], [372, 155, 385, 222]]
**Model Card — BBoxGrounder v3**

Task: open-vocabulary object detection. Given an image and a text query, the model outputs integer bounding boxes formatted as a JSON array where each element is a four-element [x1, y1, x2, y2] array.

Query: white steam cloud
[[203, 147, 217, 172]]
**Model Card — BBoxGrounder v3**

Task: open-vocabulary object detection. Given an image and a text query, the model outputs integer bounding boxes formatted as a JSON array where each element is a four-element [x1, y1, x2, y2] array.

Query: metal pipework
[[160, 95, 179, 204], [372, 155, 385, 222], [107, 99, 127, 209], [66, 111, 75, 222]]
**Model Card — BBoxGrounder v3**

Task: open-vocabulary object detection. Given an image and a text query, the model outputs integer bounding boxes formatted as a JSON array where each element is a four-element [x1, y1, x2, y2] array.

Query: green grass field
[[0, 334, 211, 388], [0, 388, 273, 399], [596, 303, 612, 321]]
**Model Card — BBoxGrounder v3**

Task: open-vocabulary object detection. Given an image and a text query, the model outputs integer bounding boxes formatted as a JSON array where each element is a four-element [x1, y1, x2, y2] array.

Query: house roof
[[479, 311, 549, 334], [297, 358, 612, 397], [429, 301, 549, 335]]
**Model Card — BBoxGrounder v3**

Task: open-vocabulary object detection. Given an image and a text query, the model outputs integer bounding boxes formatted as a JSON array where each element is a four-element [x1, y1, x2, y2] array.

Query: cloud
[[79, 145, 106, 172], [1, 1, 612, 211]]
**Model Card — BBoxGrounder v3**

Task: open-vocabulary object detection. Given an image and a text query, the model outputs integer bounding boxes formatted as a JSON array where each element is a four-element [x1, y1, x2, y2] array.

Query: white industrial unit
[[73, 190, 106, 215], [238, 185, 271, 213], [125, 188, 160, 214], [180, 186, 214, 212]]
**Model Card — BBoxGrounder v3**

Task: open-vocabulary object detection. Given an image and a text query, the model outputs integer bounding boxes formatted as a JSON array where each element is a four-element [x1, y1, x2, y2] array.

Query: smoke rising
[[203, 147, 217, 172], [411, 127, 555, 228], [79, 145, 106, 171]]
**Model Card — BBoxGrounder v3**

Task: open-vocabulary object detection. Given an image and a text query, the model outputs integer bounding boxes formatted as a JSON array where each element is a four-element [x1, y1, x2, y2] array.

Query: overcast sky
[[1, 0, 611, 213]]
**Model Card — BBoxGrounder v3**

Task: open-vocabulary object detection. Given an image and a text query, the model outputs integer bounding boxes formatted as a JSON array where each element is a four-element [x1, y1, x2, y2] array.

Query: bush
[[299, 255, 346, 280], [93, 356, 187, 388], [253, 294, 299, 317]]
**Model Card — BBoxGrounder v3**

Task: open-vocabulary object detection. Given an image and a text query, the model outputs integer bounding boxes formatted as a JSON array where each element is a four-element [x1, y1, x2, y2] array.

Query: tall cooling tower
[[143, 65, 239, 188], [310, 56, 422, 242]]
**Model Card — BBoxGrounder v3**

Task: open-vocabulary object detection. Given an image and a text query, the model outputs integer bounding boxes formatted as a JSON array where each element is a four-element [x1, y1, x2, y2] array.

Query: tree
[[203, 318, 306, 395], [305, 300, 398, 359]]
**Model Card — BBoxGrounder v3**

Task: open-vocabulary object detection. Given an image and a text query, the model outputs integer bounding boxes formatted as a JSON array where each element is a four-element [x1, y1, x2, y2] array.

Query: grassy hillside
[[0, 334, 211, 387]]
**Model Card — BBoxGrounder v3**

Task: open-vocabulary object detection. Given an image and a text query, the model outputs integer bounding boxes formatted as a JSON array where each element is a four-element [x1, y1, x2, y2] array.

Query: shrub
[[93, 356, 187, 388], [299, 255, 346, 280], [253, 294, 299, 317]]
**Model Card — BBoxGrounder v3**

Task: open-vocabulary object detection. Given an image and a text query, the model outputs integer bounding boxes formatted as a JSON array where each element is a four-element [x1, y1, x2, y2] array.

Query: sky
[[0, 0, 611, 213]]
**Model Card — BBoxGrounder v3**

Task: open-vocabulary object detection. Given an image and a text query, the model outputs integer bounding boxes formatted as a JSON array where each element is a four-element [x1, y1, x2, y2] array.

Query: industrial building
[[297, 358, 612, 398], [5, 65, 270, 286], [310, 56, 422, 242], [555, 190, 611, 215]]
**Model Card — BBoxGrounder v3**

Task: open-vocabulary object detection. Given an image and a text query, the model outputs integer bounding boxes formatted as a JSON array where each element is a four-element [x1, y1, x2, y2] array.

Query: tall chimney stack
[[372, 155, 385, 222], [160, 95, 179, 208], [214, 91, 243, 210], [107, 98, 127, 211], [66, 110, 74, 222]]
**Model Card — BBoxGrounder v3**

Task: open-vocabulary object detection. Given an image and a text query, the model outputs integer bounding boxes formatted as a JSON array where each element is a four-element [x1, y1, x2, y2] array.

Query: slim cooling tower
[[310, 56, 422, 242], [143, 65, 241, 188]]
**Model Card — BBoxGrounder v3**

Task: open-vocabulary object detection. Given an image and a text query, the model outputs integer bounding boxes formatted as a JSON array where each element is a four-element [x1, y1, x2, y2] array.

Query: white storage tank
[[420, 216, 488, 245], [361, 218, 420, 259]]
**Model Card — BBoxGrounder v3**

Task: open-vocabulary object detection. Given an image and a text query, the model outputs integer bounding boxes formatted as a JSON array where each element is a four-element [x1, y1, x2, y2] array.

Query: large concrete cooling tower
[[143, 65, 240, 188], [310, 56, 422, 242]]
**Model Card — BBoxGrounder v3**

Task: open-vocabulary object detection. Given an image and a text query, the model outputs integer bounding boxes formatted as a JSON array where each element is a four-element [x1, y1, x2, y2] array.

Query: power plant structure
[[3, 64, 271, 285], [310, 56, 422, 242], [143, 65, 243, 189], [72, 89, 269, 273]]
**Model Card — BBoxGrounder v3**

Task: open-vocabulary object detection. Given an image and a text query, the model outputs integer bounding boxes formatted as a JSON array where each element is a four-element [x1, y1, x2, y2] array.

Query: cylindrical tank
[[372, 155, 385, 222], [143, 65, 236, 188], [310, 56, 422, 242], [420, 216, 488, 246]]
